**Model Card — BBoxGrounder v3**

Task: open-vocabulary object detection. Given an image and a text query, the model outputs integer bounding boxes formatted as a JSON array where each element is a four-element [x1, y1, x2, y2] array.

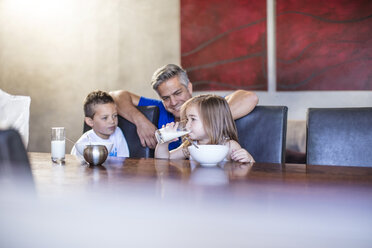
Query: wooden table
[[28, 152, 372, 193], [1, 152, 372, 248]]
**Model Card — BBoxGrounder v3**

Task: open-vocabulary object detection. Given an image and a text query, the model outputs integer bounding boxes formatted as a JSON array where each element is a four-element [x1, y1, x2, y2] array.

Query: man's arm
[[225, 90, 259, 120], [109, 90, 157, 148]]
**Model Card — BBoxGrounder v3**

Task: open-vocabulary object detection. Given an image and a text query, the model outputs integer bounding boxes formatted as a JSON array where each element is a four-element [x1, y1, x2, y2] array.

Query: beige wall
[[0, 0, 180, 152]]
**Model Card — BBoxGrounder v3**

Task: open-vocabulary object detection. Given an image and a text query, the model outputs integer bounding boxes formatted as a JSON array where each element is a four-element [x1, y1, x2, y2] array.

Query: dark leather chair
[[306, 107, 372, 167], [0, 129, 34, 188], [235, 106, 288, 164], [0, 129, 30, 165], [84, 106, 159, 158]]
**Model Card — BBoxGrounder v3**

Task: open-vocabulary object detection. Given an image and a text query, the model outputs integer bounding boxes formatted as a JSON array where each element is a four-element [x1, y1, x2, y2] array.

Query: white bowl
[[75, 141, 113, 156], [188, 144, 229, 166]]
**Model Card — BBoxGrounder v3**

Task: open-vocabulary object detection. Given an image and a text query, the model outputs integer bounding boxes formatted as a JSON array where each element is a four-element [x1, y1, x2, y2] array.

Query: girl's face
[[185, 105, 209, 144]]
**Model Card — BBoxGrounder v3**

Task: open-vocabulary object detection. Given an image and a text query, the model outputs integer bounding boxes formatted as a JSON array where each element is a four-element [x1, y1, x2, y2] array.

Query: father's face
[[157, 76, 192, 119]]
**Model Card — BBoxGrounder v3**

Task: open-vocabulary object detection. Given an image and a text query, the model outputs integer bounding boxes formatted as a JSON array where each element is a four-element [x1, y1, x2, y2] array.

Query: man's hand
[[136, 119, 157, 148]]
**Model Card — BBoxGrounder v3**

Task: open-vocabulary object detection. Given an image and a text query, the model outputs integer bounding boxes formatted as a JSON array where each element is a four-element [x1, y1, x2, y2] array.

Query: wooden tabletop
[[28, 152, 372, 196], [1, 152, 372, 247]]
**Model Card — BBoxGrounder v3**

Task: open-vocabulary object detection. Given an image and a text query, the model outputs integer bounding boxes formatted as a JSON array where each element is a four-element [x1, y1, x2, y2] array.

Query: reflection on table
[[1, 152, 371, 248]]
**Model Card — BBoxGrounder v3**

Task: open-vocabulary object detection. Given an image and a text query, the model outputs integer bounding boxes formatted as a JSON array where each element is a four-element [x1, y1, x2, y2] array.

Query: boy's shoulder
[[78, 127, 125, 143]]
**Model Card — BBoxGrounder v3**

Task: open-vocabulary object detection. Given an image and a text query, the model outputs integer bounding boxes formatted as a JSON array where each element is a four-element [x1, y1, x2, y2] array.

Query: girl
[[155, 94, 255, 163]]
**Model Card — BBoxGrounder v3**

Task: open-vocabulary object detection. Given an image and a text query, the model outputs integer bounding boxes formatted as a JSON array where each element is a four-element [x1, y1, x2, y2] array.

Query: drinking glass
[[51, 127, 65, 164], [155, 122, 190, 144]]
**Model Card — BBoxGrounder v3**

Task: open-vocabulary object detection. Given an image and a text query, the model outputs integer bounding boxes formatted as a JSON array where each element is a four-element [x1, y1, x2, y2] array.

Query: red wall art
[[181, 0, 267, 91], [277, 0, 372, 91]]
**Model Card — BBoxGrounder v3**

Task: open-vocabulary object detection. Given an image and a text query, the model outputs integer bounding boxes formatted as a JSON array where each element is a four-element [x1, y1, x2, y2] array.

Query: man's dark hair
[[84, 90, 115, 118]]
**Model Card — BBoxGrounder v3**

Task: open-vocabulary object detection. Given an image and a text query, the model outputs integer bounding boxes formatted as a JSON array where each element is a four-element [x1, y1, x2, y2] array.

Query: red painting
[[277, 0, 372, 90], [181, 0, 267, 91]]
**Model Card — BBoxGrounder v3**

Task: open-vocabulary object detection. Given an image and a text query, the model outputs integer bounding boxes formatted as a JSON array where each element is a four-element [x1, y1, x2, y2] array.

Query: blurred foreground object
[[0, 129, 34, 191], [0, 89, 31, 148]]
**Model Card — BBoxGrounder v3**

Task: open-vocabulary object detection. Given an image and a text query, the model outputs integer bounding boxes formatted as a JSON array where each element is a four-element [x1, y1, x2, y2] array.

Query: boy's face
[[85, 103, 118, 139]]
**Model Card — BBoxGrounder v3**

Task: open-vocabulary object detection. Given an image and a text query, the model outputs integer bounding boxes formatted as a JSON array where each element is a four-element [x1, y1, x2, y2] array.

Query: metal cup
[[83, 145, 108, 166]]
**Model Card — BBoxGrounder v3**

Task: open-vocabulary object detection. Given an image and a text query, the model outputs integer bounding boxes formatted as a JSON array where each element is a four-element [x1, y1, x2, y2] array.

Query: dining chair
[[0, 129, 30, 165], [306, 107, 372, 167], [235, 106, 288, 164], [84, 106, 159, 158], [0, 129, 34, 189]]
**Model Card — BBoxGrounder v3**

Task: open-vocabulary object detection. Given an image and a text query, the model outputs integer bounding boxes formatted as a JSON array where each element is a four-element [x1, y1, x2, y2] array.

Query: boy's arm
[[110, 90, 157, 149], [225, 90, 259, 120]]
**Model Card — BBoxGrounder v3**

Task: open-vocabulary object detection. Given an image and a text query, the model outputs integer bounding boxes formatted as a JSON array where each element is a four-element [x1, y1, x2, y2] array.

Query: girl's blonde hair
[[180, 94, 238, 144]]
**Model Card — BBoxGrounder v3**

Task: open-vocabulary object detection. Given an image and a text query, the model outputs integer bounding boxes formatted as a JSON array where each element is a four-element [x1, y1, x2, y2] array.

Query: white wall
[[256, 91, 372, 120]]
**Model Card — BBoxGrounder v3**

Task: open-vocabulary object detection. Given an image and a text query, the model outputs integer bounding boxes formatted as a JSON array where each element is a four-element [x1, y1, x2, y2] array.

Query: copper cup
[[83, 145, 108, 166]]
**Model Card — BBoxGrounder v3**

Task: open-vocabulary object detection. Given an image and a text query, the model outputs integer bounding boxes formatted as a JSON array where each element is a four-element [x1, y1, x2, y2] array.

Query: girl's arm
[[155, 142, 187, 159], [155, 142, 171, 159], [169, 145, 187, 160], [227, 140, 255, 163]]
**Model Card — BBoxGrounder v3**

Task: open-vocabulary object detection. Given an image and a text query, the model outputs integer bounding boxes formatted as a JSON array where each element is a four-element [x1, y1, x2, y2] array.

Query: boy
[[71, 90, 129, 159]]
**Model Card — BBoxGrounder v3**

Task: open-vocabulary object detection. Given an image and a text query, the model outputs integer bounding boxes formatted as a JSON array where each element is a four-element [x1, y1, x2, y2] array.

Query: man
[[110, 64, 258, 150]]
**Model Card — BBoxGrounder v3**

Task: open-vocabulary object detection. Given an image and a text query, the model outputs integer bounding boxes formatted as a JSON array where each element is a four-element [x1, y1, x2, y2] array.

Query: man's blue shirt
[[138, 96, 181, 150]]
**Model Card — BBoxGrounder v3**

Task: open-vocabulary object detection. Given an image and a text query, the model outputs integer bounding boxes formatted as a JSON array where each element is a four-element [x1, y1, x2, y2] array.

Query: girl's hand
[[161, 122, 181, 143], [163, 122, 181, 131], [230, 148, 255, 163]]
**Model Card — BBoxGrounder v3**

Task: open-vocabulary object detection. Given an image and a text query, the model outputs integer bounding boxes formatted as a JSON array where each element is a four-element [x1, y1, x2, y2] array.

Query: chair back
[[0, 129, 34, 188], [307, 107, 372, 167], [84, 106, 159, 158], [0, 129, 30, 165], [235, 106, 288, 163]]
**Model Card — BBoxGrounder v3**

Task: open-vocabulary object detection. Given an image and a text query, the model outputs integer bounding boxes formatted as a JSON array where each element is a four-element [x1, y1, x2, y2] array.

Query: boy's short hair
[[84, 90, 115, 118]]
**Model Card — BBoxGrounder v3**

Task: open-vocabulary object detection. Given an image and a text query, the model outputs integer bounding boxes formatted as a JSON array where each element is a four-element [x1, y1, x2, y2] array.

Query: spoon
[[185, 136, 199, 149], [65, 137, 76, 145]]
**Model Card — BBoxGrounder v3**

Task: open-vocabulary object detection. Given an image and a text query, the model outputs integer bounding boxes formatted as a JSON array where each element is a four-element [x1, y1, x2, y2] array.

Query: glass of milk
[[51, 127, 65, 164], [155, 122, 190, 144]]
